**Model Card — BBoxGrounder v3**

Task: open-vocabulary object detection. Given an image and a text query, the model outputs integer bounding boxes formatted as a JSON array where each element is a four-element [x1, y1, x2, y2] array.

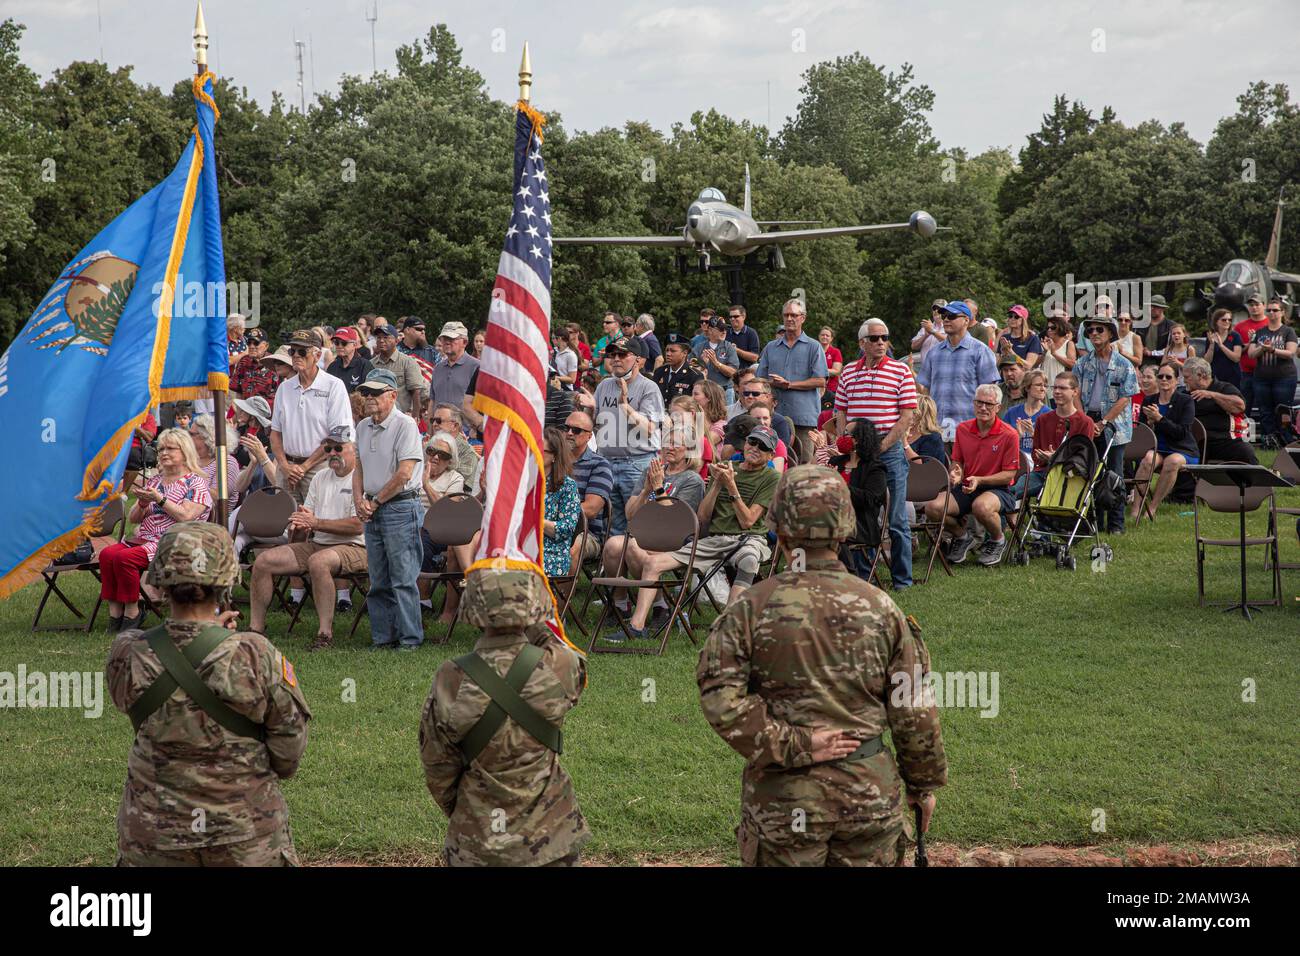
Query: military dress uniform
[[106, 522, 312, 866], [697, 465, 946, 866], [419, 569, 590, 866]]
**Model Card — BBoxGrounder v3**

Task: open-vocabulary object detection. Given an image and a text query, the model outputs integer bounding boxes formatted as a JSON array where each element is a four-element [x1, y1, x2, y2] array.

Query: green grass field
[[1, 455, 1297, 865]]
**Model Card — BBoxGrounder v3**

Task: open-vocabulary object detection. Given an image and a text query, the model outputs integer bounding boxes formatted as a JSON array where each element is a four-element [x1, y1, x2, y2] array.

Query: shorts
[[284, 540, 368, 574], [672, 533, 771, 571], [951, 485, 1019, 517]]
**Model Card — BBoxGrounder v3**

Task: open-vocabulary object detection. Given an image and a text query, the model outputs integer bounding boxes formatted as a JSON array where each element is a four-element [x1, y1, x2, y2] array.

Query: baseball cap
[[997, 353, 1020, 368], [747, 425, 778, 452], [401, 316, 426, 331], [373, 323, 398, 337], [1245, 292, 1263, 305], [606, 336, 646, 358], [331, 326, 359, 343], [941, 301, 973, 320], [358, 368, 399, 393], [980, 317, 998, 329], [931, 298, 949, 310], [287, 328, 322, 348], [232, 395, 272, 427], [1007, 304, 1029, 320], [323, 424, 354, 444], [245, 327, 267, 344], [438, 321, 469, 340]]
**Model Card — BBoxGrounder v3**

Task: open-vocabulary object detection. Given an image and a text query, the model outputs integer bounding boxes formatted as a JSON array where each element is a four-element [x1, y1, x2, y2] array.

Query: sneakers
[[976, 537, 1007, 566], [336, 598, 353, 614], [602, 626, 643, 644], [946, 533, 976, 564], [308, 633, 333, 652]]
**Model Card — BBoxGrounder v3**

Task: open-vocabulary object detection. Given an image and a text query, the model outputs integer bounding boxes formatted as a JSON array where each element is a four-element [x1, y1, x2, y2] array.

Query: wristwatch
[[654, 485, 666, 496]]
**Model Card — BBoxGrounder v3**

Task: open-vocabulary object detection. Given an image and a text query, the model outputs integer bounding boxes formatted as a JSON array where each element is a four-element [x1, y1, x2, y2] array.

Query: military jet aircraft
[[1083, 191, 1299, 325], [553, 165, 937, 302]]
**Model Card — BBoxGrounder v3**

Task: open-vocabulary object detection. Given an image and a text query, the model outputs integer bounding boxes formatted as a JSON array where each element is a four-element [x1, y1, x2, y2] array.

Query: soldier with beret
[[107, 522, 312, 866], [419, 568, 590, 866], [697, 465, 947, 866]]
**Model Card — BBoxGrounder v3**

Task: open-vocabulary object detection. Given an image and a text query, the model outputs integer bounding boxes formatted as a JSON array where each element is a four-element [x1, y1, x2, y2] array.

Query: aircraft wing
[[745, 222, 924, 245], [551, 234, 692, 248], [1267, 269, 1300, 286], [1086, 271, 1220, 286]]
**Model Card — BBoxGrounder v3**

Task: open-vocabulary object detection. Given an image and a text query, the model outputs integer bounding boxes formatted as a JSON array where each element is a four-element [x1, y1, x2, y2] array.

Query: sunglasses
[[781, 312, 802, 318], [426, 450, 452, 460], [863, 334, 889, 343], [1156, 374, 1176, 381], [1085, 326, 1108, 335], [564, 424, 591, 435], [1266, 307, 1283, 313], [745, 437, 771, 448], [289, 346, 312, 357], [742, 390, 765, 398], [322, 443, 345, 453], [431, 417, 453, 425]]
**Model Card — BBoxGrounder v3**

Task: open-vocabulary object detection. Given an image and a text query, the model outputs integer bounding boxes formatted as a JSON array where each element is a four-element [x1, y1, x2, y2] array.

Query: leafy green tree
[[0, 19, 39, 283]]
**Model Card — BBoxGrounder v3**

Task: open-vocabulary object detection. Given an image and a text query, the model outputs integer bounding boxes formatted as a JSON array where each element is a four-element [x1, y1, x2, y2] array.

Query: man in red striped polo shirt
[[833, 318, 917, 589]]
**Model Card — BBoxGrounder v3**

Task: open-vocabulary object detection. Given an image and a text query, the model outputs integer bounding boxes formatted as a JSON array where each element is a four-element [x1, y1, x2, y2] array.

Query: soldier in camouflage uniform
[[419, 568, 590, 866], [106, 522, 312, 866], [697, 465, 947, 866]]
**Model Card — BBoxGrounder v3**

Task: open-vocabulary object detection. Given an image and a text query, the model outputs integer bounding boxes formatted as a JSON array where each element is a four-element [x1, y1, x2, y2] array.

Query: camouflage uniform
[[419, 569, 590, 866], [106, 522, 312, 867], [697, 465, 946, 867]]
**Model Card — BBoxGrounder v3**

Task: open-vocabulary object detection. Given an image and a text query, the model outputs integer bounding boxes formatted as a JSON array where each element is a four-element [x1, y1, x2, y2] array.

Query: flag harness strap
[[128, 625, 266, 741], [455, 644, 561, 763]]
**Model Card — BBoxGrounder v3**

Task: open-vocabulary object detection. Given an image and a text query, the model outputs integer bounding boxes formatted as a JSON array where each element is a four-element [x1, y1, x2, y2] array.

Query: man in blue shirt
[[726, 305, 762, 365], [916, 300, 1000, 438], [756, 298, 828, 463]]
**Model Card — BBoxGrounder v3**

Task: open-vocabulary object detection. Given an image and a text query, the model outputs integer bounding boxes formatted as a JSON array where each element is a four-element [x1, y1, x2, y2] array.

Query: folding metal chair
[[1193, 479, 1280, 608], [31, 496, 126, 633], [1123, 423, 1157, 517], [1135, 422, 1200, 522], [234, 487, 296, 609], [588, 497, 701, 655], [907, 456, 953, 584], [549, 511, 588, 634], [573, 499, 613, 632], [1267, 444, 1300, 572], [418, 493, 484, 644]]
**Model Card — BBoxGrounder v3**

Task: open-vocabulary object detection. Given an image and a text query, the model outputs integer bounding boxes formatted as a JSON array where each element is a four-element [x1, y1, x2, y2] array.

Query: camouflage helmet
[[766, 464, 855, 544], [462, 567, 551, 629], [145, 521, 239, 590]]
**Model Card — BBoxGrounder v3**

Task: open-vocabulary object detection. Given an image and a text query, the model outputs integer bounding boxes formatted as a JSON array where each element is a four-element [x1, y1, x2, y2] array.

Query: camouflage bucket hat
[[766, 464, 855, 543], [462, 568, 551, 629], [145, 521, 239, 589]]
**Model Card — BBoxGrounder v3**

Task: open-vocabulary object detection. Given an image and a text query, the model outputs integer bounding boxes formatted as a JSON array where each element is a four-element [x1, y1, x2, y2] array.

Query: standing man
[[352, 369, 426, 651], [652, 331, 702, 404], [1142, 294, 1173, 360], [635, 314, 663, 371], [326, 326, 373, 393], [370, 322, 427, 421], [693, 316, 740, 403], [909, 298, 949, 367], [758, 298, 829, 464], [691, 308, 715, 352], [726, 304, 762, 365], [270, 329, 353, 504], [833, 319, 917, 589], [916, 300, 999, 438], [698, 466, 946, 866], [592, 311, 624, 373], [108, 523, 311, 866], [420, 569, 589, 866], [594, 337, 664, 536], [430, 320, 480, 415], [1074, 315, 1139, 535], [397, 316, 442, 369], [249, 425, 368, 651], [229, 327, 276, 406], [1234, 293, 1273, 422]]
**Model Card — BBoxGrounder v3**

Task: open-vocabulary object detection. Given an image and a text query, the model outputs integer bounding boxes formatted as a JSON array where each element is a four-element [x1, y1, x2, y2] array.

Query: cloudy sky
[[6, 0, 1299, 153]]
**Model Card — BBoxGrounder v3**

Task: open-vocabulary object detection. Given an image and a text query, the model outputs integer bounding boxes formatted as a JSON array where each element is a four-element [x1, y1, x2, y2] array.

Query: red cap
[[332, 326, 359, 343], [817, 410, 834, 429]]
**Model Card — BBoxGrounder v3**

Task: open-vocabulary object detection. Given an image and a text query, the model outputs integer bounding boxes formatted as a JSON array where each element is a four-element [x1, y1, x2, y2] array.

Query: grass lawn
[[1, 452, 1297, 865]]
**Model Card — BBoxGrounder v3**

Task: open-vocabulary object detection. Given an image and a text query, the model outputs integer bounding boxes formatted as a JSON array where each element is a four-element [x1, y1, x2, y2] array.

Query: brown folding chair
[[907, 457, 953, 584], [1124, 423, 1157, 518], [1192, 419, 1208, 461], [1193, 478, 1280, 609], [574, 499, 614, 629], [588, 497, 700, 655], [418, 493, 484, 644], [32, 496, 127, 632], [1003, 452, 1036, 552], [1267, 444, 1300, 572], [549, 511, 588, 635], [1135, 423, 1202, 522], [235, 486, 296, 610]]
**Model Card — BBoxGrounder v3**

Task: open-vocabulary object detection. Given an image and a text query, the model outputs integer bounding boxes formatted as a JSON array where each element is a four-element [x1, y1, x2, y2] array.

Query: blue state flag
[[0, 71, 228, 597]]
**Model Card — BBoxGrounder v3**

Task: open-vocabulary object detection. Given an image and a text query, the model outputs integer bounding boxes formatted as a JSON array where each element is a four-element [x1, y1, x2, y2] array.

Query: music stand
[[1187, 464, 1294, 620]]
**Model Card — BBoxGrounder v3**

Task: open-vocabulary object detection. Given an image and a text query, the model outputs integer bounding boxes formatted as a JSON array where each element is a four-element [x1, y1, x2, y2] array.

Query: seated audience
[[248, 427, 367, 650], [924, 384, 1020, 567], [904, 394, 947, 465], [102, 429, 212, 632], [1003, 368, 1049, 457], [565, 408, 613, 568], [1011, 371, 1097, 500], [417, 432, 468, 607], [190, 414, 242, 512], [746, 397, 791, 471], [1183, 357, 1257, 464], [541, 426, 582, 577], [1132, 362, 1199, 520]]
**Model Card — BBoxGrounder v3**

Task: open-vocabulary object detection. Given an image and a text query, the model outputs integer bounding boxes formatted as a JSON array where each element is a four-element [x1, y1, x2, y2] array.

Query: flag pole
[[194, 2, 228, 531]]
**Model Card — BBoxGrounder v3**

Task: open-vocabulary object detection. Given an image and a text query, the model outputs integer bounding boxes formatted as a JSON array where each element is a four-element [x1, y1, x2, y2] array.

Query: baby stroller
[[1010, 432, 1117, 571]]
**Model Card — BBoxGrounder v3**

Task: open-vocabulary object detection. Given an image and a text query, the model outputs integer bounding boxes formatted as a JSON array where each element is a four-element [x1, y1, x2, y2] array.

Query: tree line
[[1, 20, 1297, 353]]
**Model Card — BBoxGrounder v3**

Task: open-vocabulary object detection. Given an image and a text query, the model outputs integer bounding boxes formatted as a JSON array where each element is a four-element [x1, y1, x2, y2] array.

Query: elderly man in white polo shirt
[[834, 318, 917, 589], [353, 368, 426, 650], [270, 328, 353, 504]]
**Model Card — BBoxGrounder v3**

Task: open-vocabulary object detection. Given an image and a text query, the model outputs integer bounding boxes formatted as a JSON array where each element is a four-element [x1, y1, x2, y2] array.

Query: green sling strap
[[454, 643, 561, 764], [127, 625, 266, 741]]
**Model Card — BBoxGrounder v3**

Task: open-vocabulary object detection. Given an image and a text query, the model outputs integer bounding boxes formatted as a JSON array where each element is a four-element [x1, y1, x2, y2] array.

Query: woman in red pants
[[101, 427, 212, 631]]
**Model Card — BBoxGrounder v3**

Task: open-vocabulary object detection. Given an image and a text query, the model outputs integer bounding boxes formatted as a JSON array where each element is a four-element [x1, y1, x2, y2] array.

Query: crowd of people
[[89, 292, 1299, 644]]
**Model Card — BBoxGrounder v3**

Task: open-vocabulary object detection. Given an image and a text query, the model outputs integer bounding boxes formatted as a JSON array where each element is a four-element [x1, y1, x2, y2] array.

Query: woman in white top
[[1039, 316, 1078, 388], [1115, 311, 1144, 367]]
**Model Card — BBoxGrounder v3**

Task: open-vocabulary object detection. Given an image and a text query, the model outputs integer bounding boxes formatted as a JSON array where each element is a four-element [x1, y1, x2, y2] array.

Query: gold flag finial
[[194, 2, 209, 73], [518, 42, 532, 103]]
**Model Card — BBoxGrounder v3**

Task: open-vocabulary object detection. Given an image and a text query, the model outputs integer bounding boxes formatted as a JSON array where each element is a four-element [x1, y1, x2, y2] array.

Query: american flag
[[470, 103, 569, 643]]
